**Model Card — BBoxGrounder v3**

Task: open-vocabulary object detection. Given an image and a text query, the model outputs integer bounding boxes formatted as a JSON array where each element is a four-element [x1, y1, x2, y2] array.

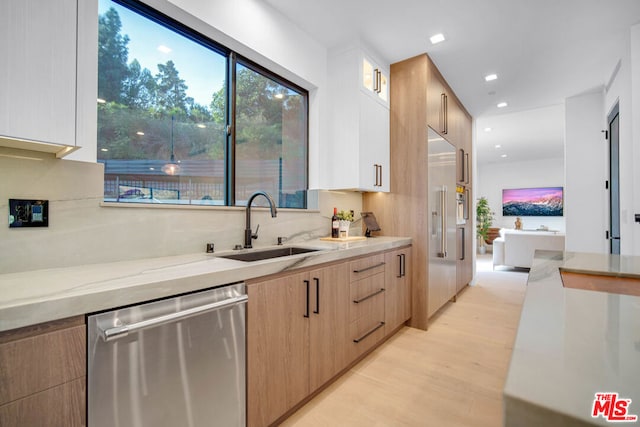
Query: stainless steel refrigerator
[[427, 127, 457, 317]]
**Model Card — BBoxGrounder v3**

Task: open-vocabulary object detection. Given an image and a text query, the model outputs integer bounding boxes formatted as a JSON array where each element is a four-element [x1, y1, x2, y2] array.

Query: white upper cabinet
[[323, 45, 390, 192], [362, 56, 388, 105], [0, 0, 80, 157]]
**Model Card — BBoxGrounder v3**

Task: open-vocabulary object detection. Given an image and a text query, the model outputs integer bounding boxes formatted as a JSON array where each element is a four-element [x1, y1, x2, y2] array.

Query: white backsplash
[[0, 148, 363, 273]]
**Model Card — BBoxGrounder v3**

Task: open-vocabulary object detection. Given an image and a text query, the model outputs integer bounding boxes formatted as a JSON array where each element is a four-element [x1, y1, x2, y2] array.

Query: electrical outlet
[[9, 199, 49, 228]]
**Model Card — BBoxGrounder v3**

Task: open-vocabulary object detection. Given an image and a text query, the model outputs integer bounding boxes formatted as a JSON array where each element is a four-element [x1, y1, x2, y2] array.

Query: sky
[[502, 187, 563, 203], [99, 0, 226, 107]]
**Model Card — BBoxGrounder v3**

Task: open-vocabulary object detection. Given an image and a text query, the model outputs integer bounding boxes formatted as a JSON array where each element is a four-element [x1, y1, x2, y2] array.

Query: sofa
[[492, 229, 565, 269]]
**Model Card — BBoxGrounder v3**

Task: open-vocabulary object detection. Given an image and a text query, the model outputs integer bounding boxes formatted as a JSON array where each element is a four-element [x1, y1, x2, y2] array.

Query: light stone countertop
[[0, 236, 411, 333], [504, 250, 640, 426]]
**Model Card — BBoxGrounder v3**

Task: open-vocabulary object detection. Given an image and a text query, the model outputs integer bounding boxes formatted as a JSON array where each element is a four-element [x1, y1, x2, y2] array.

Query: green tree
[[156, 60, 189, 116], [123, 59, 157, 110], [98, 7, 129, 103]]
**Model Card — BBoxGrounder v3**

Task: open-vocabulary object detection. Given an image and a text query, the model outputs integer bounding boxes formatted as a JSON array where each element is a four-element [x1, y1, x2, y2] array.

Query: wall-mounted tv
[[502, 187, 563, 216]]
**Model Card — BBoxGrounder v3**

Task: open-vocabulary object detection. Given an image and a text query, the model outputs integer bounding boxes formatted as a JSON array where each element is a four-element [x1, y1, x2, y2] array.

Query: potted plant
[[336, 210, 354, 238], [476, 197, 494, 254]]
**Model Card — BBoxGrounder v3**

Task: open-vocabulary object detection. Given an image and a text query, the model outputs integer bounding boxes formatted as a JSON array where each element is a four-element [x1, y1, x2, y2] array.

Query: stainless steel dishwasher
[[87, 282, 247, 427]]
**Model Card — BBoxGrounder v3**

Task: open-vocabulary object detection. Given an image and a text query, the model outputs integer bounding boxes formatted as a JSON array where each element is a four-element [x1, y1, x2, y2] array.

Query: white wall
[[477, 157, 566, 232], [564, 90, 607, 253]]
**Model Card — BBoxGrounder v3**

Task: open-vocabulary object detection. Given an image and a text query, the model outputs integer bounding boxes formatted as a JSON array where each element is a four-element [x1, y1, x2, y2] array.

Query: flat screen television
[[502, 187, 563, 216]]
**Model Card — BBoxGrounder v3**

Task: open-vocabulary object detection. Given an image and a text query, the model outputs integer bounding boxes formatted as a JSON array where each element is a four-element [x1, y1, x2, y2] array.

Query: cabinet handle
[[313, 277, 320, 314], [401, 253, 406, 277], [304, 280, 310, 318], [397, 254, 403, 278], [373, 164, 379, 186], [379, 164, 383, 187], [438, 187, 447, 258], [377, 70, 382, 93], [444, 94, 448, 134], [459, 149, 465, 182], [353, 288, 385, 304], [465, 152, 470, 184], [440, 93, 446, 134], [459, 227, 465, 261], [353, 261, 385, 273], [373, 68, 379, 92], [353, 321, 385, 343]]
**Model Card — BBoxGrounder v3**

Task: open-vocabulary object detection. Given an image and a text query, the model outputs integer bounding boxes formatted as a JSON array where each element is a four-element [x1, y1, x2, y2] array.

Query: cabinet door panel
[[0, 378, 85, 427], [0, 0, 77, 145], [247, 274, 309, 427], [0, 324, 85, 405], [385, 248, 411, 334], [309, 264, 349, 392], [359, 94, 390, 191]]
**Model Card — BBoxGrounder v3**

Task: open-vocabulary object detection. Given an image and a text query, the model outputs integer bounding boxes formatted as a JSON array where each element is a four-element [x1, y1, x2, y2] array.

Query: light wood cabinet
[[247, 247, 410, 426], [363, 54, 473, 329], [323, 45, 390, 192], [247, 262, 350, 427], [0, 316, 86, 427], [247, 271, 310, 427], [385, 247, 412, 334], [0, 0, 79, 156], [308, 264, 350, 392]]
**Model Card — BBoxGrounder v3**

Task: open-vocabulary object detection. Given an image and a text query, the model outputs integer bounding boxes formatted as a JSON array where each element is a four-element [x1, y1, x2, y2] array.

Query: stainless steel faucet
[[244, 191, 277, 248]]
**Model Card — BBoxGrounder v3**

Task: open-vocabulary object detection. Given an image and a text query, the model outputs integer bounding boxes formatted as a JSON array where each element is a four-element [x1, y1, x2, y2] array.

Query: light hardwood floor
[[281, 255, 527, 427]]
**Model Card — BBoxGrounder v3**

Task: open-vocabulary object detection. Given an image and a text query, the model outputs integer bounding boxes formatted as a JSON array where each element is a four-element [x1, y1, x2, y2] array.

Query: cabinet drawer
[[0, 323, 85, 405], [350, 273, 385, 322], [349, 309, 386, 358], [0, 377, 85, 427], [349, 254, 385, 282]]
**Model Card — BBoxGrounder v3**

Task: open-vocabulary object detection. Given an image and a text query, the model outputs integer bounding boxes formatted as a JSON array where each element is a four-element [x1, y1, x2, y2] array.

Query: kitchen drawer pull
[[100, 294, 248, 342], [304, 280, 310, 318], [313, 277, 320, 314], [353, 321, 385, 343], [353, 262, 385, 273], [353, 288, 385, 304]]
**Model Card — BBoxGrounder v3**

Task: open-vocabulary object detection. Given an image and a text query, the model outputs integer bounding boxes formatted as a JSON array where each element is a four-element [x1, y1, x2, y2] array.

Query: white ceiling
[[262, 0, 640, 164]]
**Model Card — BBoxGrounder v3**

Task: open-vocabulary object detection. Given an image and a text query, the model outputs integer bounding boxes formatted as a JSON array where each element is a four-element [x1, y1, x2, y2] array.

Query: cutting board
[[319, 236, 367, 242]]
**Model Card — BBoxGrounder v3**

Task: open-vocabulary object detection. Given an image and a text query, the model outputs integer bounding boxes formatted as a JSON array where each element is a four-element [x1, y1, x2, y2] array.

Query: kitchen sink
[[217, 246, 320, 262]]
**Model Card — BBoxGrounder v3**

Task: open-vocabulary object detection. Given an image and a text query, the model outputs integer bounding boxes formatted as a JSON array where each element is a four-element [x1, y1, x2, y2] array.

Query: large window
[[97, 0, 308, 208]]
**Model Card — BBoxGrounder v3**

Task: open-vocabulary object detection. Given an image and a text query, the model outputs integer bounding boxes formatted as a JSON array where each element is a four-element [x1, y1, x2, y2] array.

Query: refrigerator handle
[[438, 187, 447, 258]]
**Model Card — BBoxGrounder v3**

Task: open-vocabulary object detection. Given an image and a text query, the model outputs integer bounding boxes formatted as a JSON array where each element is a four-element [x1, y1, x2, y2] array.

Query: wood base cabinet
[[247, 263, 349, 427], [247, 246, 411, 426], [385, 247, 412, 333], [0, 316, 86, 427]]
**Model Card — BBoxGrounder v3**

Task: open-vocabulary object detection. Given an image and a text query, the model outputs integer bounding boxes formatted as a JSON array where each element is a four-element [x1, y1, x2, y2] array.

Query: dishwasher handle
[[100, 294, 248, 342]]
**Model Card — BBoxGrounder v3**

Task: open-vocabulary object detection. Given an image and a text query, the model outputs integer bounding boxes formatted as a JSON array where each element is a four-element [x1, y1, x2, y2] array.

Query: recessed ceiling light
[[484, 127, 492, 132], [430, 33, 445, 44], [485, 74, 498, 82], [497, 102, 508, 108], [100, 148, 108, 152], [501, 154, 508, 158], [136, 131, 145, 136], [495, 144, 501, 149], [97, 98, 106, 104], [157, 45, 172, 54]]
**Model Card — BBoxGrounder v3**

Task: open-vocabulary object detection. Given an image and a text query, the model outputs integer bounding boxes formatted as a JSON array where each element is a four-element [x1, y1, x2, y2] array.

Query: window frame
[[102, 0, 309, 209]]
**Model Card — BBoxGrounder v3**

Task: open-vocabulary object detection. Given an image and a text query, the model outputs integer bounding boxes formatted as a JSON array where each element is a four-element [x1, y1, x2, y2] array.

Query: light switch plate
[[9, 199, 49, 228]]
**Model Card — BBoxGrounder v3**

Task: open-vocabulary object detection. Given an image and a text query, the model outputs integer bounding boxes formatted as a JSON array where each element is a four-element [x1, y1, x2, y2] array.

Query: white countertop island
[[504, 250, 640, 426], [0, 236, 410, 333]]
